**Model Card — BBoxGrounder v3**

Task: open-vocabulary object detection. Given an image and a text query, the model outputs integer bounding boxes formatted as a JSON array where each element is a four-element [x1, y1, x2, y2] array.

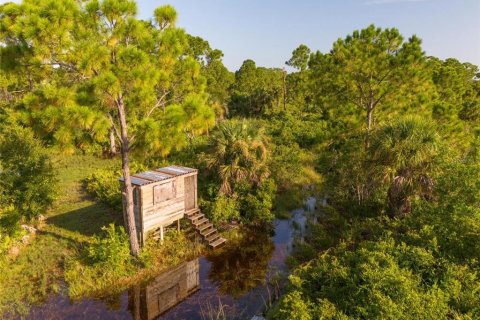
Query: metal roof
[[119, 165, 197, 186]]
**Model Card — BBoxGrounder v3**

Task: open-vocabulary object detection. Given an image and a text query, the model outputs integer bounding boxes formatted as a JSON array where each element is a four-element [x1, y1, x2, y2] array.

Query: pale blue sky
[[1, 0, 479, 70], [136, 0, 480, 71]]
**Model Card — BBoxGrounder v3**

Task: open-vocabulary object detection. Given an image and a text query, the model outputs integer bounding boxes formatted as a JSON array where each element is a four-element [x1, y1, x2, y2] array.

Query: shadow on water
[[25, 197, 318, 320]]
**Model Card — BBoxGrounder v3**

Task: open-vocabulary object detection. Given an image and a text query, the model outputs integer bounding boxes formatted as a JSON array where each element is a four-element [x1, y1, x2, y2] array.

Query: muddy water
[[26, 198, 316, 320]]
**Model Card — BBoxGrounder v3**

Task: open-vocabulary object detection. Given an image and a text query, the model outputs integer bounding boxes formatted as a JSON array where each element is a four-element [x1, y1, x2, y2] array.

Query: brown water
[[25, 199, 315, 320]]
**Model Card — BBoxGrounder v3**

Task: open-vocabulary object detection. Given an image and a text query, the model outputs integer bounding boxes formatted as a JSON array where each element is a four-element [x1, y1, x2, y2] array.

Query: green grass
[[0, 154, 118, 316]]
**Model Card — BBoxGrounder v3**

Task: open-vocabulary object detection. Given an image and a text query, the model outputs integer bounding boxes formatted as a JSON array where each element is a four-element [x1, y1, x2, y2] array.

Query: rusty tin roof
[[119, 165, 197, 186]]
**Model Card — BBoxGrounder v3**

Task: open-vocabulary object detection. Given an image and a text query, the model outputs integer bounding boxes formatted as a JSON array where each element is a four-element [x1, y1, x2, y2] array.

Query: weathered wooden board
[[184, 175, 196, 211], [143, 210, 184, 231], [153, 181, 175, 204], [143, 197, 185, 215]]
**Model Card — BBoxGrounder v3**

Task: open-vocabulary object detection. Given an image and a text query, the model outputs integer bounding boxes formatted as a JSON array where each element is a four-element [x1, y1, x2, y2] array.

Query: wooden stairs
[[185, 208, 226, 249]]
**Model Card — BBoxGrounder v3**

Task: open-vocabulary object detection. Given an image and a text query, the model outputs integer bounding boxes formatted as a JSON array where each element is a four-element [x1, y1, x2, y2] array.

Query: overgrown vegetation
[[0, 125, 56, 253], [0, 0, 479, 318], [267, 26, 479, 319], [271, 161, 480, 319], [65, 226, 203, 299], [0, 154, 118, 316]]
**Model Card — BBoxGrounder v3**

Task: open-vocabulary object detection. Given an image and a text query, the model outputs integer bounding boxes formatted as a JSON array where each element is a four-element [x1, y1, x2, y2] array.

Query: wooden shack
[[119, 165, 198, 245]]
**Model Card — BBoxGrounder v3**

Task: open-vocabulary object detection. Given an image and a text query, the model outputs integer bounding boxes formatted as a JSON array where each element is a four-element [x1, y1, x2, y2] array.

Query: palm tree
[[369, 117, 440, 218], [205, 120, 269, 196]]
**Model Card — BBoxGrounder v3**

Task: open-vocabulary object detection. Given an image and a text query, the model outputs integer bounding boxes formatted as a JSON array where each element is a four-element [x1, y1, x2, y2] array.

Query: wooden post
[[177, 219, 180, 232], [160, 226, 164, 242]]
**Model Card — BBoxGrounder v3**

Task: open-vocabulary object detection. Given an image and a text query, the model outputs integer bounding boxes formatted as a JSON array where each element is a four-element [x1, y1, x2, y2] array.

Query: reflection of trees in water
[[206, 229, 275, 298]]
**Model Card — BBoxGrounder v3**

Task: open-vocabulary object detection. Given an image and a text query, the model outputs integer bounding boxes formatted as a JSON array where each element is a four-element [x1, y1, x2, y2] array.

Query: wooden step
[[206, 232, 220, 243], [184, 209, 226, 249], [188, 213, 204, 222], [198, 223, 213, 233], [185, 208, 200, 217], [202, 228, 217, 238], [193, 217, 209, 227], [209, 237, 226, 249]]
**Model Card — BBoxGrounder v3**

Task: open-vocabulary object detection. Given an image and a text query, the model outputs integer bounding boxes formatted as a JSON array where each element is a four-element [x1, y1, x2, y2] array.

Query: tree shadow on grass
[[47, 203, 123, 237]]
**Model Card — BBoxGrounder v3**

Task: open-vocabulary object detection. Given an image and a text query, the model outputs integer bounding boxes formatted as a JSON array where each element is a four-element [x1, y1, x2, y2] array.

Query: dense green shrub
[[400, 161, 480, 264], [0, 210, 24, 253], [86, 224, 131, 267], [84, 168, 123, 209], [203, 179, 276, 226], [271, 239, 477, 319], [202, 119, 276, 226], [238, 178, 276, 226], [0, 125, 56, 220], [208, 195, 240, 224]]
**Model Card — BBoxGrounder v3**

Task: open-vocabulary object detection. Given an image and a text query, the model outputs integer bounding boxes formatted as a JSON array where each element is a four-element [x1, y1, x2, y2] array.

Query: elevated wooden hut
[[119, 165, 197, 244], [119, 165, 226, 248]]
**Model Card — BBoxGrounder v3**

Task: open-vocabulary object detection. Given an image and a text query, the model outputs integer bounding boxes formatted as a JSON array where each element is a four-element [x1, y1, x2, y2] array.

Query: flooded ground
[[25, 197, 317, 320]]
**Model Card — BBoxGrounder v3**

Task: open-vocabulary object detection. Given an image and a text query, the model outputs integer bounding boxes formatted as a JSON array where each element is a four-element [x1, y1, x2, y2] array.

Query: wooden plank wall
[[139, 175, 190, 241]]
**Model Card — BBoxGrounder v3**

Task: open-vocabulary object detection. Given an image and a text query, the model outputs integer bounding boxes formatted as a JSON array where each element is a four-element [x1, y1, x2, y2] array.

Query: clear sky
[[1, 0, 478, 70], [135, 0, 480, 71]]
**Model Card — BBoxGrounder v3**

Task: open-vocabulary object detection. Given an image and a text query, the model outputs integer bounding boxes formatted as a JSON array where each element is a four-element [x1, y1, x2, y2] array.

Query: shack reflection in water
[[129, 259, 200, 320]]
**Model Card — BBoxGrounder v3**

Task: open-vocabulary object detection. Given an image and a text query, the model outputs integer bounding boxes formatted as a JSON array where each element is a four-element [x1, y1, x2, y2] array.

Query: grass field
[[0, 154, 119, 316]]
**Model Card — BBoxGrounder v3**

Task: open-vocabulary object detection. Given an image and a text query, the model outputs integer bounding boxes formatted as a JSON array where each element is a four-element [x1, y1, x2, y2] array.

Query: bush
[[238, 178, 276, 226], [202, 175, 276, 227], [202, 119, 278, 226], [0, 125, 56, 219], [273, 290, 313, 320], [84, 163, 146, 210], [272, 239, 454, 320], [65, 224, 135, 298], [0, 209, 24, 253], [208, 195, 240, 224], [86, 224, 131, 267], [84, 169, 122, 210]]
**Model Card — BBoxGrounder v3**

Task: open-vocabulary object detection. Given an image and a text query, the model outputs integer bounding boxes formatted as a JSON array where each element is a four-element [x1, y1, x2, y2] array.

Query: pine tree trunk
[[365, 104, 374, 148], [109, 129, 117, 157], [367, 107, 373, 131], [116, 95, 140, 257]]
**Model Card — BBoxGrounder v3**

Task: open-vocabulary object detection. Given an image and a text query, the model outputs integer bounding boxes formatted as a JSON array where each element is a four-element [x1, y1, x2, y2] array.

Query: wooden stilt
[[177, 219, 180, 232], [160, 226, 164, 242]]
